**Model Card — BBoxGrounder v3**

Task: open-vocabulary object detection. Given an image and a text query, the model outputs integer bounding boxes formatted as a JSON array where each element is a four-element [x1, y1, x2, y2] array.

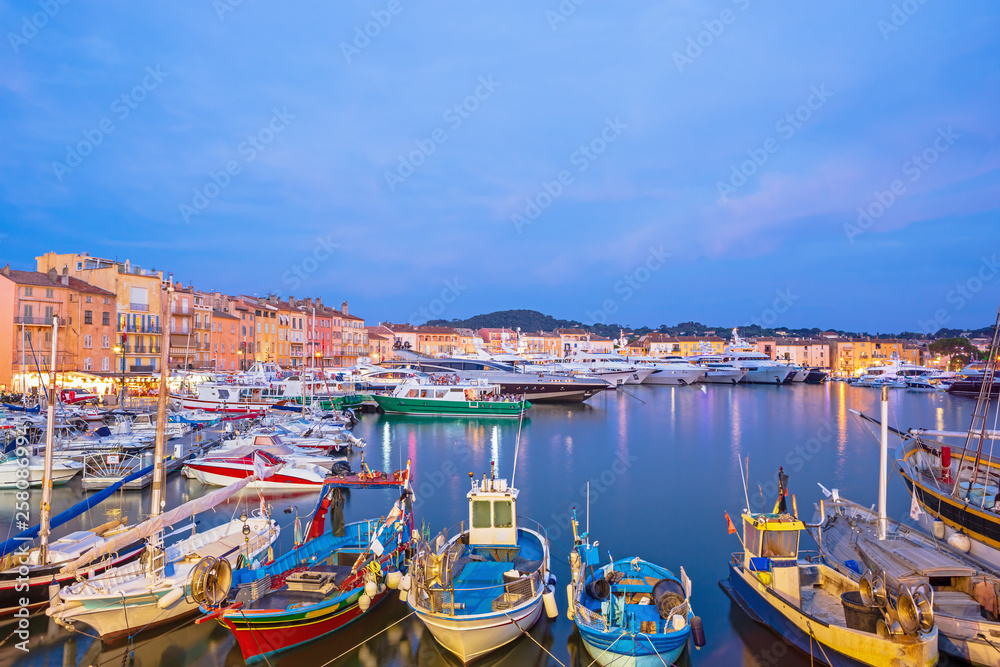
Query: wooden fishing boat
[[568, 511, 702, 666], [373, 378, 529, 418], [408, 466, 554, 663], [720, 470, 938, 666], [203, 470, 413, 663]]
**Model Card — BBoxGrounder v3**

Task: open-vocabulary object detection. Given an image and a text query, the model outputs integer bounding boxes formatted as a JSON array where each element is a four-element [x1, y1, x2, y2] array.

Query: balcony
[[129, 364, 156, 372], [118, 324, 161, 334], [14, 316, 62, 325], [129, 303, 149, 312]]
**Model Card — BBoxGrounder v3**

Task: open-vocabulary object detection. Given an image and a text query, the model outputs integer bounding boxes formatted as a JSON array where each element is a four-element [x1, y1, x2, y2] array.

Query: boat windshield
[[761, 530, 798, 558]]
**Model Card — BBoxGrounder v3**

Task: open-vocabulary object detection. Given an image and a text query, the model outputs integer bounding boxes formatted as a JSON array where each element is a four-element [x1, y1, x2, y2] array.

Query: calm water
[[2, 383, 980, 667]]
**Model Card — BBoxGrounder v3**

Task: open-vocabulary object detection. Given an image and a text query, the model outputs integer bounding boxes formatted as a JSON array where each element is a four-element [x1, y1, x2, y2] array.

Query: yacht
[[539, 352, 654, 387], [633, 355, 707, 385], [685, 352, 746, 384], [723, 331, 796, 384], [855, 356, 937, 387]]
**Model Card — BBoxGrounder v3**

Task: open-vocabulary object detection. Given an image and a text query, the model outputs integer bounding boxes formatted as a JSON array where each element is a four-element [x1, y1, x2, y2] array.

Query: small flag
[[370, 537, 385, 556], [725, 511, 737, 535], [910, 489, 925, 520]]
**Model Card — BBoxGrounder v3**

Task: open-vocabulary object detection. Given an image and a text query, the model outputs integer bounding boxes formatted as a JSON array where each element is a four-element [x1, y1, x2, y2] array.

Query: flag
[[725, 511, 737, 535], [910, 489, 925, 520]]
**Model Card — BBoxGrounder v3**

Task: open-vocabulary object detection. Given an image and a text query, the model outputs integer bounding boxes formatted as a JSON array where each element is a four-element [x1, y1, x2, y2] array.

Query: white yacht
[[545, 352, 654, 386], [723, 330, 796, 384], [854, 356, 937, 387], [634, 355, 707, 385]]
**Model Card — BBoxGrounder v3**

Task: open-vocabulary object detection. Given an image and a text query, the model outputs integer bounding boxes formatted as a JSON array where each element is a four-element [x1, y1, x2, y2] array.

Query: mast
[[147, 282, 173, 575], [954, 301, 1000, 500], [877, 384, 888, 540], [38, 315, 58, 564]]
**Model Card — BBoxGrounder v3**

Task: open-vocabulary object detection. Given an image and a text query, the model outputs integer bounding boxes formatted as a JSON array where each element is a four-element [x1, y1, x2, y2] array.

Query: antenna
[[739, 455, 751, 512], [510, 392, 526, 487]]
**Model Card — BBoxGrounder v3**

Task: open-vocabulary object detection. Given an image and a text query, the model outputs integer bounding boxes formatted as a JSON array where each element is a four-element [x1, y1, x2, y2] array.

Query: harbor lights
[[113, 343, 125, 405]]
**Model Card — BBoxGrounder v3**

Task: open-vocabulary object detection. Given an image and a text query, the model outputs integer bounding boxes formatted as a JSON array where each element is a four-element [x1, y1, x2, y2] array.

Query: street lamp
[[238, 348, 244, 371], [113, 344, 124, 405]]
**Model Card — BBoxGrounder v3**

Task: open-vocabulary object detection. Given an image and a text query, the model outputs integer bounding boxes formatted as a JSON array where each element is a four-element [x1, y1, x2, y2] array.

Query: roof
[[212, 309, 239, 320], [555, 328, 588, 335], [415, 325, 457, 335], [1, 268, 114, 296]]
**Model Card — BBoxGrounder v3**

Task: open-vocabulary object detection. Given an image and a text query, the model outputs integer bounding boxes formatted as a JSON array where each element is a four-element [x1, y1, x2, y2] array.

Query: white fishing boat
[[0, 452, 81, 488], [408, 465, 554, 663]]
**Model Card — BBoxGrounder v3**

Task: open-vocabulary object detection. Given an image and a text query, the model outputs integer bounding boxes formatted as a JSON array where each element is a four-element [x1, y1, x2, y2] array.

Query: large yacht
[[633, 355, 707, 385], [381, 358, 605, 402], [723, 330, 796, 384], [531, 352, 655, 386]]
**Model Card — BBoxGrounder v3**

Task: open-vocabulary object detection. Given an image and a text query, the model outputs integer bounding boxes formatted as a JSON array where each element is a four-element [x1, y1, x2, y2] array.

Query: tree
[[928, 337, 984, 370]]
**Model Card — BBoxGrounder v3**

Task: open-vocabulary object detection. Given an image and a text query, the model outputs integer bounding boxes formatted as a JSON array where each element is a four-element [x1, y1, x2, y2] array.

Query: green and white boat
[[372, 377, 530, 417]]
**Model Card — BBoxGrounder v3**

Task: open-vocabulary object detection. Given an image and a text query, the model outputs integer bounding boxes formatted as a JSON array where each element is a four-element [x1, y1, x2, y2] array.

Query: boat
[[723, 330, 797, 384], [686, 350, 747, 384], [408, 465, 554, 663], [184, 449, 331, 489], [373, 377, 530, 417], [720, 468, 938, 666], [0, 451, 81, 488], [904, 378, 938, 393], [170, 382, 287, 414], [814, 492, 1000, 666], [202, 471, 413, 663], [946, 376, 1000, 398], [381, 358, 606, 402], [633, 356, 707, 386], [855, 357, 938, 387], [568, 509, 702, 665]]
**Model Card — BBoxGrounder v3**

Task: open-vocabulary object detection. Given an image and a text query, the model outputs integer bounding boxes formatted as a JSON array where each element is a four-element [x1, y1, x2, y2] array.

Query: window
[[102, 311, 110, 326], [761, 530, 798, 558], [493, 501, 513, 528], [85, 295, 92, 303], [231, 324, 235, 334], [83, 357, 92, 371], [44, 306, 54, 319], [24, 287, 32, 296], [256, 342, 260, 353], [23, 305, 33, 318], [472, 501, 491, 528], [84, 310, 93, 324], [45, 288, 54, 298], [77, 262, 83, 270], [257, 323, 261, 334], [101, 357, 109, 371], [744, 520, 760, 556], [83, 334, 92, 348], [104, 297, 110, 305], [102, 335, 110, 349]]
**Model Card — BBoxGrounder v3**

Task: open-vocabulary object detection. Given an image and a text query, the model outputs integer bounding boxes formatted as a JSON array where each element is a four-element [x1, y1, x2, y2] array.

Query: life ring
[[275, 371, 282, 380]]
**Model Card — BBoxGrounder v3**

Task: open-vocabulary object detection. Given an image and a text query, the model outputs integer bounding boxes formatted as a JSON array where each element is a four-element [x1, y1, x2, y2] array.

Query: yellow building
[[520, 331, 561, 356], [830, 339, 926, 376], [638, 334, 726, 357], [36, 252, 164, 373]]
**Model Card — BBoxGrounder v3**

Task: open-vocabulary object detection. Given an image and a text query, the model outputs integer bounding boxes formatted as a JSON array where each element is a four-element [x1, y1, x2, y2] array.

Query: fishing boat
[[373, 377, 530, 417], [891, 303, 1000, 568], [814, 492, 1000, 666], [201, 471, 413, 663], [720, 468, 938, 666], [568, 510, 703, 665], [408, 464, 555, 663], [170, 382, 287, 414]]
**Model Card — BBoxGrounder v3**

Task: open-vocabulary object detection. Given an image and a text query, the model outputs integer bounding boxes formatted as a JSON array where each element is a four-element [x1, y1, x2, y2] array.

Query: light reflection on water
[[1, 384, 978, 667]]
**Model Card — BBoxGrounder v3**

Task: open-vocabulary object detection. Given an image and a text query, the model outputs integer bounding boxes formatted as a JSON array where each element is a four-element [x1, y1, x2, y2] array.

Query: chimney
[[48, 267, 58, 281], [341, 300, 348, 315], [1, 264, 9, 277]]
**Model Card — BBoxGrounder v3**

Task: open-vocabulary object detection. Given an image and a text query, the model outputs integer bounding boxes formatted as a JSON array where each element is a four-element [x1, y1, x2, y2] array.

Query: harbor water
[[1, 383, 980, 666]]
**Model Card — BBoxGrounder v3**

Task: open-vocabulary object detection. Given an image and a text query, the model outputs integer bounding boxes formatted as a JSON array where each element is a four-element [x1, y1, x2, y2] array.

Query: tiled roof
[[1, 268, 114, 296]]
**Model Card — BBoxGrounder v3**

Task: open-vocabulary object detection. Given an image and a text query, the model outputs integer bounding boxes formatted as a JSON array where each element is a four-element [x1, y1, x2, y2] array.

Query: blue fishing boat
[[407, 463, 556, 663], [3, 402, 39, 413], [568, 510, 701, 666]]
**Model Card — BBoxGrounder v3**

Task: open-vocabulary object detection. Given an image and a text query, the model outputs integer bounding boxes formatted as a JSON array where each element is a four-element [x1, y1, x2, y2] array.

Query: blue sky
[[1, 1, 998, 332]]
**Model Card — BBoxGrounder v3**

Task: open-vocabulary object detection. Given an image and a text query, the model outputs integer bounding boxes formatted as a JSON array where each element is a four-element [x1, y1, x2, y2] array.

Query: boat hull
[[722, 565, 938, 667], [579, 632, 686, 667], [185, 463, 325, 489], [0, 463, 80, 489], [740, 367, 794, 384], [373, 396, 528, 417], [641, 369, 705, 385], [413, 596, 544, 663], [700, 369, 745, 384]]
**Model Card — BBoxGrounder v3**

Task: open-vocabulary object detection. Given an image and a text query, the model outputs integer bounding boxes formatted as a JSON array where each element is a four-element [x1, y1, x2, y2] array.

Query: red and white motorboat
[[170, 383, 288, 414], [184, 450, 328, 489]]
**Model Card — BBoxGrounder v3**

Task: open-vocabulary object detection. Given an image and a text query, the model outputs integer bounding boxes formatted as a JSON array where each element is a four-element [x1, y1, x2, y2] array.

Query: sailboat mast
[[150, 284, 173, 523], [38, 316, 59, 564], [878, 384, 888, 540], [956, 302, 1000, 499]]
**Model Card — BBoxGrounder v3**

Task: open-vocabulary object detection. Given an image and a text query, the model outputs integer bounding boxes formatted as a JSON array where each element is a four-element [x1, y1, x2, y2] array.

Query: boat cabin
[[468, 475, 518, 548], [742, 512, 803, 607]]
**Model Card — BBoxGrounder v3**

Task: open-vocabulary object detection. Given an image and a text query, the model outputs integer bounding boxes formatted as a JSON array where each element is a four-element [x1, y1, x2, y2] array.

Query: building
[[339, 302, 367, 365], [384, 323, 418, 353], [36, 252, 164, 375], [830, 338, 926, 376], [584, 335, 614, 354], [519, 331, 561, 357], [478, 328, 518, 354], [756, 338, 831, 369], [366, 325, 395, 363], [211, 308, 240, 372], [634, 334, 726, 357], [414, 326, 458, 356], [454, 328, 477, 355], [0, 266, 116, 389], [556, 328, 590, 357]]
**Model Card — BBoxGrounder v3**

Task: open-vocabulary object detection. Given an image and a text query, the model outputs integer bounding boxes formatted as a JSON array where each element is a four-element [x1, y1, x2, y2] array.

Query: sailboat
[[892, 302, 1000, 568], [47, 283, 280, 641]]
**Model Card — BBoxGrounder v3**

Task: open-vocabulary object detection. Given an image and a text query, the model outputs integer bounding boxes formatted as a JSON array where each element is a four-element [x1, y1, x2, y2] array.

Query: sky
[[1, 1, 998, 333]]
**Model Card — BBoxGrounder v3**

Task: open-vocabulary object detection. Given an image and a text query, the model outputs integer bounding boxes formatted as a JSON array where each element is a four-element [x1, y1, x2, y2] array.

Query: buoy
[[932, 520, 945, 540], [566, 584, 576, 620], [386, 571, 402, 589], [399, 574, 411, 591], [157, 587, 185, 609], [947, 532, 972, 553], [359, 593, 371, 612], [543, 586, 558, 619], [365, 580, 378, 597], [691, 616, 706, 648]]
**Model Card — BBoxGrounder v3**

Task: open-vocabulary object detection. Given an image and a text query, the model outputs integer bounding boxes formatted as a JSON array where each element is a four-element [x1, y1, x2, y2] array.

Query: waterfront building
[[413, 325, 458, 356], [633, 333, 726, 357], [520, 331, 561, 356], [755, 338, 831, 369], [340, 302, 367, 366], [830, 338, 927, 376], [366, 325, 395, 363], [555, 328, 590, 357]]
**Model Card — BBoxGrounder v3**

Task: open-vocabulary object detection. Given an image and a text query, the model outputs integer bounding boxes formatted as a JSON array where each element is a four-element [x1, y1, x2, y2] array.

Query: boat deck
[[799, 586, 846, 626]]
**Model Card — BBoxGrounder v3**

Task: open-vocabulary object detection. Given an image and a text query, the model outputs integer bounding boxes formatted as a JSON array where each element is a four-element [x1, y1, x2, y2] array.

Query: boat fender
[[543, 586, 558, 619], [669, 614, 686, 630], [364, 581, 378, 597], [359, 593, 371, 612], [547, 573, 557, 588], [947, 532, 972, 553], [386, 571, 403, 589], [566, 584, 575, 620], [690, 616, 706, 648], [932, 520, 945, 540], [48, 580, 61, 609], [157, 587, 185, 609], [399, 589, 408, 603], [399, 574, 411, 591]]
